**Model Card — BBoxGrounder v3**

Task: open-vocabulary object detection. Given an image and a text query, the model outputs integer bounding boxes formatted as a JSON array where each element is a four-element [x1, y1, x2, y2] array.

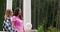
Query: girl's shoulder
[[11, 16, 17, 21], [12, 16, 17, 19]]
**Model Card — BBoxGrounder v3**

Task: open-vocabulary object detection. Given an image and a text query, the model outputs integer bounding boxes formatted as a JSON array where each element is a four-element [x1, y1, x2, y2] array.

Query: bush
[[38, 25, 44, 32], [47, 26, 60, 32], [38, 25, 60, 32]]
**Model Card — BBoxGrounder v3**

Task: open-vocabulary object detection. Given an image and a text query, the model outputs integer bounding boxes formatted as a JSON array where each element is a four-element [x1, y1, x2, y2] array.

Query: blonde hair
[[4, 9, 13, 19]]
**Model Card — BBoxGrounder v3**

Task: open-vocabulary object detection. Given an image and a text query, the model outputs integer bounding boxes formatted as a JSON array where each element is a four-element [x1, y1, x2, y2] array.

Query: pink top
[[11, 16, 24, 32]]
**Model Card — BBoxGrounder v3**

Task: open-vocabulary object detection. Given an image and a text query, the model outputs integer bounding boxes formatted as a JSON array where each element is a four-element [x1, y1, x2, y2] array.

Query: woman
[[11, 8, 24, 32], [3, 9, 17, 32]]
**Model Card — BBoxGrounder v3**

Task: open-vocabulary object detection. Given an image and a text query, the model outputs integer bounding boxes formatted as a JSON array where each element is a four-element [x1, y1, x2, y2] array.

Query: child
[[12, 8, 24, 32]]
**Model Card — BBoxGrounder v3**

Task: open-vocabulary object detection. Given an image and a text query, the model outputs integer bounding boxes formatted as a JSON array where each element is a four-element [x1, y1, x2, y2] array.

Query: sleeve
[[11, 16, 16, 28], [11, 17, 16, 22]]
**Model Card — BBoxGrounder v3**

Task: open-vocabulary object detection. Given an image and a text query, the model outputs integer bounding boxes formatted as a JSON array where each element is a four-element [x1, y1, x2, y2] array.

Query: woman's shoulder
[[11, 16, 17, 21], [4, 17, 10, 20], [12, 16, 16, 18]]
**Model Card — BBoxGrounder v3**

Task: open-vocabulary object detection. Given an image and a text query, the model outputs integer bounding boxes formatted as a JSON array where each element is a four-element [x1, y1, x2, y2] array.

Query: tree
[[0, 0, 6, 30], [31, 0, 59, 32]]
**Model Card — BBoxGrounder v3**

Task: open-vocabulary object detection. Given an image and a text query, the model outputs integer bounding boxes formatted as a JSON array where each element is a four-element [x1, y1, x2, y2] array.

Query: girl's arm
[[11, 17, 16, 29]]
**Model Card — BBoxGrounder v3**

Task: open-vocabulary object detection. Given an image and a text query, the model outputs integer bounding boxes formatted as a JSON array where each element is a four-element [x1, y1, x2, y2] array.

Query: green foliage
[[38, 25, 44, 32], [12, 0, 17, 10], [47, 26, 60, 32], [38, 25, 60, 32], [31, 0, 59, 29], [0, 0, 6, 31]]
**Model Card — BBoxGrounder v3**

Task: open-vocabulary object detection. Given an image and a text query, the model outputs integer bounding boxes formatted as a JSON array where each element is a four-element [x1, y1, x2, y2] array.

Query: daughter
[[11, 8, 24, 32]]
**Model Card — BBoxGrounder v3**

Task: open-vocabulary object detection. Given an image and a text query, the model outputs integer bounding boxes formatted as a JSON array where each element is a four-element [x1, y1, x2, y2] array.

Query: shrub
[[47, 26, 60, 32], [38, 25, 44, 32], [38, 25, 60, 32]]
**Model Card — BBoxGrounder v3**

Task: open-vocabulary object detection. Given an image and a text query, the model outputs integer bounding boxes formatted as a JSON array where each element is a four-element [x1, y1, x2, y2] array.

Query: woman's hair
[[13, 8, 23, 20], [4, 9, 12, 19]]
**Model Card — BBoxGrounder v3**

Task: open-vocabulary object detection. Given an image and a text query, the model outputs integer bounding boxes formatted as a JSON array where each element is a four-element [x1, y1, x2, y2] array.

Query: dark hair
[[13, 8, 23, 20]]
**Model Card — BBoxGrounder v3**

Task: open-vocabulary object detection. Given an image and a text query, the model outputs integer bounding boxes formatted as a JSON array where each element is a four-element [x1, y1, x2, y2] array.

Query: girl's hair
[[13, 8, 23, 20], [4, 9, 12, 19]]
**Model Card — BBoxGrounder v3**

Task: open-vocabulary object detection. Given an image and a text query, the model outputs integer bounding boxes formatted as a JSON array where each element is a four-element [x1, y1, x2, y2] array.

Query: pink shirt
[[12, 16, 24, 32]]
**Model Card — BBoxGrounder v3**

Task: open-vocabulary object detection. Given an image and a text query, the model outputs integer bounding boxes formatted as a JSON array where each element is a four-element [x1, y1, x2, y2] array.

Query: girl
[[12, 8, 24, 32], [3, 9, 17, 32]]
